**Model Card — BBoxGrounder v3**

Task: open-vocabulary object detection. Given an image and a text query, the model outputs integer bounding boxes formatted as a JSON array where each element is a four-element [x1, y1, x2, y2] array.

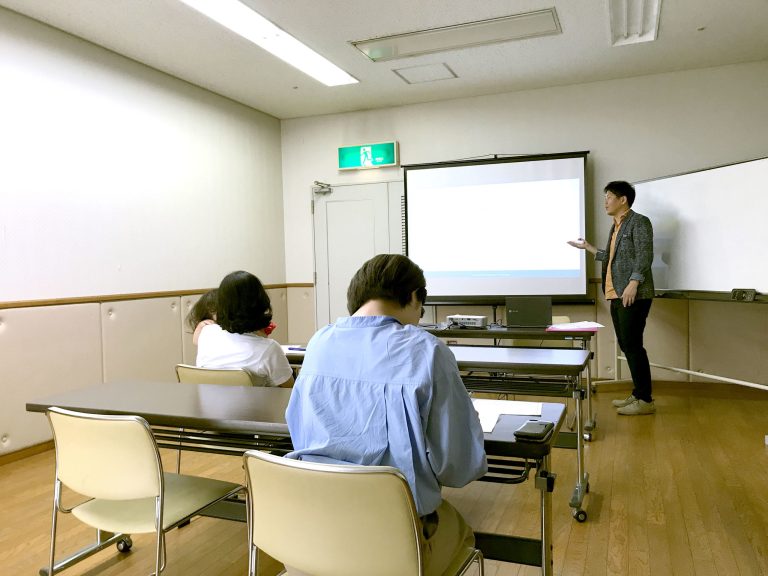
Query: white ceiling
[[2, 0, 768, 120]]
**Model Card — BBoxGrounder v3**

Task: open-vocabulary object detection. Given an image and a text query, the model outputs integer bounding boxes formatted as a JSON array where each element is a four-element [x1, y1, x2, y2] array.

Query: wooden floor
[[1, 381, 767, 576]]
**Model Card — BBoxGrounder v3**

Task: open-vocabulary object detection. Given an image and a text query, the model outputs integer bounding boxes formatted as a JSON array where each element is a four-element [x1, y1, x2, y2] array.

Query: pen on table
[[288, 346, 306, 351]]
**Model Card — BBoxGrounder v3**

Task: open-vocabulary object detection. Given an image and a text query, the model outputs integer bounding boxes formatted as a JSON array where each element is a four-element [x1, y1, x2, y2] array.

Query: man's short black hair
[[347, 254, 427, 315], [217, 271, 272, 334], [604, 180, 636, 207]]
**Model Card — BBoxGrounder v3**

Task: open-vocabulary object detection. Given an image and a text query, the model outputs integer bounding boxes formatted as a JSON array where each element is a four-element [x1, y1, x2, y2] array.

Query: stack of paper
[[472, 398, 542, 433], [546, 321, 603, 331]]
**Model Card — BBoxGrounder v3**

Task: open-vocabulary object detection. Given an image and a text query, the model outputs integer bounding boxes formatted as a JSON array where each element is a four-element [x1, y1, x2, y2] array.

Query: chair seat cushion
[[72, 473, 241, 534]]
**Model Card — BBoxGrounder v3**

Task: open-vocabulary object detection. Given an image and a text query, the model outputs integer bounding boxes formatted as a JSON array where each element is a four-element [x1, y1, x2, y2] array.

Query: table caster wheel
[[583, 432, 592, 442], [573, 509, 587, 523], [117, 537, 133, 553], [586, 482, 590, 494]]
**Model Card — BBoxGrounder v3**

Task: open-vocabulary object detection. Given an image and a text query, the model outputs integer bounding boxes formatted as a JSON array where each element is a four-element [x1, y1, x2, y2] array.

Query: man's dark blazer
[[595, 210, 655, 300]]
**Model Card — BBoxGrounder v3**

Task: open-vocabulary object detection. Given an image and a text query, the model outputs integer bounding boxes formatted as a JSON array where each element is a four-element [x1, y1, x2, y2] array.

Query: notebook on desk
[[505, 296, 552, 328]]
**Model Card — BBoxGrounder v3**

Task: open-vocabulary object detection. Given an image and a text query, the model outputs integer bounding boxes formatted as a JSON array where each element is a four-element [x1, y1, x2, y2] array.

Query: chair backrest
[[175, 363, 263, 386], [47, 407, 162, 500], [243, 450, 423, 576]]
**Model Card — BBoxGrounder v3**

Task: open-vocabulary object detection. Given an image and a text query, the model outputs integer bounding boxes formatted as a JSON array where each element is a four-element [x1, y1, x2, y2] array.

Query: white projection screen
[[633, 156, 768, 293], [405, 153, 587, 300]]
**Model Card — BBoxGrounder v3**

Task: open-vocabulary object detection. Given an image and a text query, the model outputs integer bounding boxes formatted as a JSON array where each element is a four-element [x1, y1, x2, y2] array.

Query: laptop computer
[[505, 296, 552, 328]]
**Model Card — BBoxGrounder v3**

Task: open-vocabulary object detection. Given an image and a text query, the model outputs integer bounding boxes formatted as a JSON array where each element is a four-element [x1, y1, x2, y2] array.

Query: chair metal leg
[[43, 480, 131, 576], [42, 527, 124, 576], [153, 497, 167, 576], [248, 544, 258, 576], [456, 548, 484, 576], [47, 482, 60, 576]]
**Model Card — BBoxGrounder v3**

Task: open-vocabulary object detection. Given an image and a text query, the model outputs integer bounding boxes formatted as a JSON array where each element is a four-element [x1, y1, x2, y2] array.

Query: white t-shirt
[[196, 324, 293, 387]]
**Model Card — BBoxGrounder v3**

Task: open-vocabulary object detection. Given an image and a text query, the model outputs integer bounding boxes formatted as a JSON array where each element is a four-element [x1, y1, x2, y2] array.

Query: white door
[[313, 182, 404, 328]]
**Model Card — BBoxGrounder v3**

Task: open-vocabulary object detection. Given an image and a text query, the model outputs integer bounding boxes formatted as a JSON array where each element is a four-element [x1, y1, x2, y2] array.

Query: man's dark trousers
[[610, 298, 653, 402]]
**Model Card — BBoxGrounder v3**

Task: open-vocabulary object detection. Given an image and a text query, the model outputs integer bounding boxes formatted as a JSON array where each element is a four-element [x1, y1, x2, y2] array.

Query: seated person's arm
[[193, 319, 216, 346], [425, 344, 488, 486], [264, 341, 296, 388]]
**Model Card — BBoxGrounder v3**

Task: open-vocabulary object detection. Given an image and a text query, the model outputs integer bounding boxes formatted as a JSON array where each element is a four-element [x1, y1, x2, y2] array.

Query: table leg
[[584, 362, 596, 437], [569, 377, 589, 522], [536, 454, 555, 576], [474, 458, 557, 573]]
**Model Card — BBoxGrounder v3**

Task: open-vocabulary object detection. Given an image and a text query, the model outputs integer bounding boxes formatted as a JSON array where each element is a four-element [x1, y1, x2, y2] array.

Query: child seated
[[195, 272, 293, 388], [187, 288, 218, 346]]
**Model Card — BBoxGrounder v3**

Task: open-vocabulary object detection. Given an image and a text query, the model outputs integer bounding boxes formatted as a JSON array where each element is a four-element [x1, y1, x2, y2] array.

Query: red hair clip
[[263, 321, 277, 336]]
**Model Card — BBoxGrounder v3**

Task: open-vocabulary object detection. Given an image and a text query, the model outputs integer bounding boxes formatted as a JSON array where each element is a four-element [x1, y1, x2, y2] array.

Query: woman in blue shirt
[[286, 254, 487, 576]]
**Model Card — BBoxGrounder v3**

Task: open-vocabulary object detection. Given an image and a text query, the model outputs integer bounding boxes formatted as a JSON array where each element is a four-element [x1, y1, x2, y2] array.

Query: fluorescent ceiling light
[[351, 9, 561, 62], [608, 0, 663, 46], [178, 0, 358, 86]]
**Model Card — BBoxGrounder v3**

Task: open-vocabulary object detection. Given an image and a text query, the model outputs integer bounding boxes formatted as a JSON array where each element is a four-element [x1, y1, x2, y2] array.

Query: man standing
[[569, 180, 656, 415], [286, 254, 487, 575]]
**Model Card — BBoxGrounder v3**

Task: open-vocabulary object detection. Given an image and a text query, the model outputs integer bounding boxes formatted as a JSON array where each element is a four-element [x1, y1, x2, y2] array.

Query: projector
[[446, 315, 488, 328]]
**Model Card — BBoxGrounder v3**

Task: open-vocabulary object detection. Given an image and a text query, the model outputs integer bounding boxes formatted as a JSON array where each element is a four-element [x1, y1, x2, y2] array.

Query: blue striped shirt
[[285, 316, 488, 516]]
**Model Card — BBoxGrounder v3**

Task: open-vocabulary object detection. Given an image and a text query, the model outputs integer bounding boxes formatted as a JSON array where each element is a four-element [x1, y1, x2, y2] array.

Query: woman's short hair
[[217, 271, 272, 334], [186, 288, 218, 331], [604, 180, 636, 207], [346, 254, 427, 315]]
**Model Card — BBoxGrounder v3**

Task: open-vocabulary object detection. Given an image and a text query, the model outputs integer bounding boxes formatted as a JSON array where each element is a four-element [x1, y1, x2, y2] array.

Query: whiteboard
[[633, 157, 768, 293]]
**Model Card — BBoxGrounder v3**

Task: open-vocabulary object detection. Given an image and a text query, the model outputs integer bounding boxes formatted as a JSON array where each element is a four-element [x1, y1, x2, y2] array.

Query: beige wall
[[286, 286, 316, 345], [6, 289, 762, 456], [0, 9, 291, 455], [283, 283, 768, 385], [689, 302, 768, 384], [0, 7, 286, 302], [0, 304, 103, 454], [1, 289, 290, 455]]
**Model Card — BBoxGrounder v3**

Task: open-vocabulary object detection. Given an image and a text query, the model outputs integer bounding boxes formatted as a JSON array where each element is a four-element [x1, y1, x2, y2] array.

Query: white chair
[[175, 363, 265, 386], [174, 364, 266, 473], [45, 407, 243, 576], [243, 450, 483, 576]]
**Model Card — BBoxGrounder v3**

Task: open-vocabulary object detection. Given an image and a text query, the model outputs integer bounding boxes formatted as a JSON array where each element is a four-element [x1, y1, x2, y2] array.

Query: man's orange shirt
[[604, 209, 630, 299]]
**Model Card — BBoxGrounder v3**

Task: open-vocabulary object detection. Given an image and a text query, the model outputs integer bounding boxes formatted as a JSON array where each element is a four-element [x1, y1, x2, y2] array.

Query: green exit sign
[[338, 141, 399, 170]]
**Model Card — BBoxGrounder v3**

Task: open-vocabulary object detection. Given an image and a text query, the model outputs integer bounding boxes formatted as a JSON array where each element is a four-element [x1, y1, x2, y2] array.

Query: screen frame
[[404, 151, 590, 304]]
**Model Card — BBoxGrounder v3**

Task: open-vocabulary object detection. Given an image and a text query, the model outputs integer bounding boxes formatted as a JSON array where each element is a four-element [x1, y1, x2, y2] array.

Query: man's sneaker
[[617, 399, 656, 415], [612, 394, 636, 408]]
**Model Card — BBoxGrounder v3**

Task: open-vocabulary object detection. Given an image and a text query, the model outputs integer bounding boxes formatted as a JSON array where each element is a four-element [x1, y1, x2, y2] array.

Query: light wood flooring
[[1, 381, 767, 576]]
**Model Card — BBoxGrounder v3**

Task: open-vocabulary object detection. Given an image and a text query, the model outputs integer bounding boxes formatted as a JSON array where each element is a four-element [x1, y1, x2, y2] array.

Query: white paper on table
[[546, 320, 604, 331], [471, 398, 543, 433]]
